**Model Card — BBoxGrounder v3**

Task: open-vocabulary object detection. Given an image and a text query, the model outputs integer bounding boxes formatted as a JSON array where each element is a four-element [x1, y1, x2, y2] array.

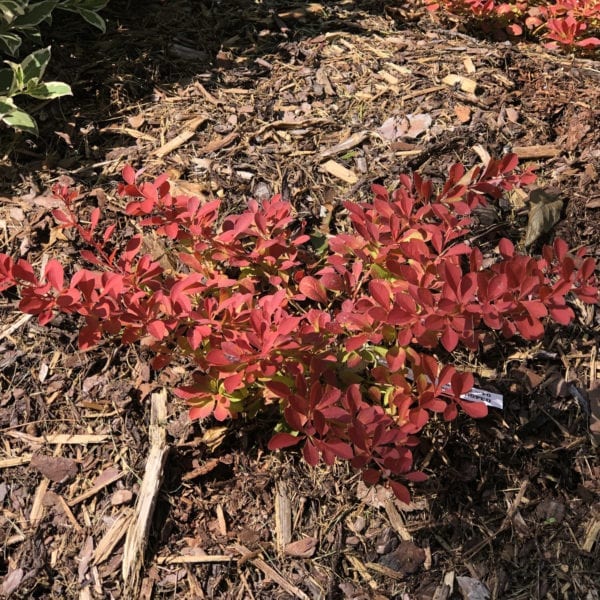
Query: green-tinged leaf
[[0, 1, 27, 22], [4, 61, 24, 91], [0, 68, 14, 95], [13, 1, 58, 27], [0, 32, 22, 56], [1, 104, 38, 134], [0, 96, 17, 115], [25, 80, 71, 99], [20, 46, 51, 82], [523, 188, 564, 247], [72, 7, 105, 32]]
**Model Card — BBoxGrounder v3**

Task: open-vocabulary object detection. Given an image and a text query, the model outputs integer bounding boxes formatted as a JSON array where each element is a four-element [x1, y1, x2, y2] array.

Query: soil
[[0, 1, 599, 599]]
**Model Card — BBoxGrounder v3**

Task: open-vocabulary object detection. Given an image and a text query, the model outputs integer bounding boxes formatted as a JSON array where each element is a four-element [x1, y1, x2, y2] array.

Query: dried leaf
[[30, 454, 78, 483], [454, 104, 471, 123], [379, 541, 425, 575], [457, 576, 490, 600], [284, 537, 318, 558], [524, 188, 563, 247], [378, 114, 432, 141], [589, 381, 600, 442], [1, 568, 24, 596]]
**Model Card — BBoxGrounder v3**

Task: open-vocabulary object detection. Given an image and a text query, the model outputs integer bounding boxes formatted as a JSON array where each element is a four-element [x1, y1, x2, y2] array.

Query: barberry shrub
[[423, 0, 600, 53], [0, 155, 597, 502]]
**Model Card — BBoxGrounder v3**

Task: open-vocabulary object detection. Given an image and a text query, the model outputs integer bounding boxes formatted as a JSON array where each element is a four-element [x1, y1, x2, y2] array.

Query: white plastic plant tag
[[440, 383, 503, 409]]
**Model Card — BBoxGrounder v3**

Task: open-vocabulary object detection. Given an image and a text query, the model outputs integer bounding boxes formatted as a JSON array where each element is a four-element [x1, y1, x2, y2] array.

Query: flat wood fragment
[[442, 74, 477, 94], [68, 467, 124, 507], [582, 517, 600, 552], [6, 431, 108, 445], [93, 510, 133, 564], [274, 480, 292, 552], [346, 555, 378, 590], [153, 115, 209, 158], [321, 160, 358, 184], [29, 478, 49, 527], [157, 554, 233, 564], [319, 131, 369, 159], [366, 561, 406, 580], [463, 57, 476, 74], [0, 313, 33, 341], [512, 144, 561, 159], [122, 390, 169, 596], [201, 131, 238, 154], [232, 543, 311, 600], [384, 498, 413, 541], [0, 455, 32, 468]]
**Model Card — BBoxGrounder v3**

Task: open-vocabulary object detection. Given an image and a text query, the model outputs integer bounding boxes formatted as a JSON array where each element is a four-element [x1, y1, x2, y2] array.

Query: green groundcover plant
[[1, 155, 597, 501], [0, 0, 108, 134]]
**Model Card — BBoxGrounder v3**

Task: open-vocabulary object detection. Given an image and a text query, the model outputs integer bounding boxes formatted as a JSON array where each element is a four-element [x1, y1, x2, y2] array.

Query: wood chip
[[512, 144, 561, 159], [153, 115, 209, 158], [384, 498, 413, 541], [68, 466, 124, 507], [93, 511, 133, 565], [0, 455, 32, 468], [30, 478, 49, 527], [201, 131, 238, 154], [454, 104, 471, 123], [442, 74, 477, 94], [275, 480, 292, 552], [582, 516, 600, 552], [319, 131, 369, 159], [321, 160, 358, 184], [122, 390, 169, 596], [463, 57, 476, 74], [232, 543, 311, 600], [157, 554, 233, 564], [6, 431, 108, 445]]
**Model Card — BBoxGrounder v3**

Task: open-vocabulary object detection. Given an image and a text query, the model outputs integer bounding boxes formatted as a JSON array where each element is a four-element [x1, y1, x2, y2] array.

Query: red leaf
[[498, 238, 514, 258], [147, 320, 168, 340], [451, 372, 474, 398], [404, 471, 428, 482], [45, 259, 64, 290], [299, 276, 328, 304], [389, 480, 411, 504], [369, 279, 391, 309], [303, 440, 319, 466], [362, 468, 381, 485], [122, 164, 136, 185], [268, 432, 301, 450], [459, 400, 488, 418]]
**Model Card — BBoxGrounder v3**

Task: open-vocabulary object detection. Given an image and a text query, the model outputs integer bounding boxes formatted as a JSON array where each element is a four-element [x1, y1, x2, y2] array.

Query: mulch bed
[[0, 1, 599, 598]]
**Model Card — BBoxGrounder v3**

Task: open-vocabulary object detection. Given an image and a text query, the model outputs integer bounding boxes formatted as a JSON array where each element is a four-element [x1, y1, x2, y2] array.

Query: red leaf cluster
[[424, 0, 600, 52], [1, 154, 597, 502]]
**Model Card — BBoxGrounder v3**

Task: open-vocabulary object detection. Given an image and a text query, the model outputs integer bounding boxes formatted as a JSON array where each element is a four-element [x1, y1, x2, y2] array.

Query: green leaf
[[73, 7, 106, 32], [4, 61, 25, 91], [0, 68, 14, 94], [0, 1, 27, 22], [20, 46, 52, 83], [26, 80, 71, 99], [0, 32, 22, 56], [1, 104, 38, 134], [0, 96, 17, 116], [13, 1, 58, 27]]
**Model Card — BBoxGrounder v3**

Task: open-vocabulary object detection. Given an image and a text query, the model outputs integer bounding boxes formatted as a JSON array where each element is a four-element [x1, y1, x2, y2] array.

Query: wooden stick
[[122, 390, 169, 595]]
